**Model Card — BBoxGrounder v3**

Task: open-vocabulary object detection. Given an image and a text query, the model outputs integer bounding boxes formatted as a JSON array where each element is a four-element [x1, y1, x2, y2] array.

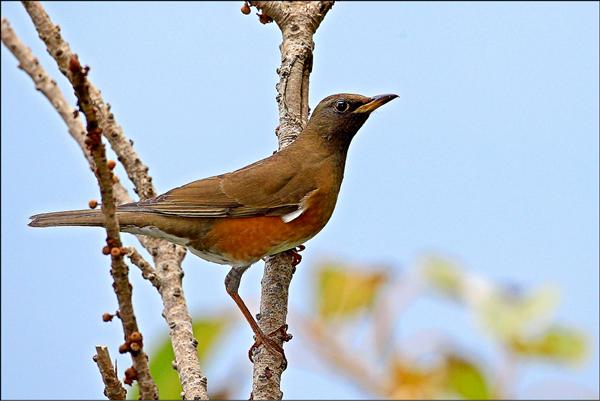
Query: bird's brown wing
[[119, 151, 316, 218]]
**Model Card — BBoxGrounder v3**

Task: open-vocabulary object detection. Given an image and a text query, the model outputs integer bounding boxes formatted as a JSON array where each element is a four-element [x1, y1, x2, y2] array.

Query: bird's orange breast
[[190, 190, 336, 266]]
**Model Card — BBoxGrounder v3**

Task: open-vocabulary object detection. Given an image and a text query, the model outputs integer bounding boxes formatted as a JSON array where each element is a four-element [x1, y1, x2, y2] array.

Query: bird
[[29, 92, 398, 363]]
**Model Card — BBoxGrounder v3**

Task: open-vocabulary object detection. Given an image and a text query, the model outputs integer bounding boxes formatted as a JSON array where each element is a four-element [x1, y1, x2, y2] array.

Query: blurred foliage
[[129, 254, 592, 400], [387, 357, 447, 399], [444, 354, 492, 400], [477, 284, 560, 341], [509, 325, 587, 363], [421, 256, 587, 365], [316, 262, 388, 319], [300, 255, 591, 399], [421, 256, 465, 300], [386, 353, 492, 399]]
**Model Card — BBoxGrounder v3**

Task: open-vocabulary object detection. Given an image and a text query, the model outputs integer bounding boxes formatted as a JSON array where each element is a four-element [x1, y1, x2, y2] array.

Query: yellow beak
[[353, 94, 399, 114]]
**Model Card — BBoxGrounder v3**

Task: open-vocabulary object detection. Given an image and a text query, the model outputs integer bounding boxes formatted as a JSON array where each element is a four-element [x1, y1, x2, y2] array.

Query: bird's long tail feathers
[[29, 209, 107, 228]]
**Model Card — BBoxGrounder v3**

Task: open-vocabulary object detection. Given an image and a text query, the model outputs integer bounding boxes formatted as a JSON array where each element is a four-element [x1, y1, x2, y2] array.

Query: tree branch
[[66, 51, 158, 399], [0, 18, 90, 164], [0, 26, 153, 395], [21, 1, 155, 200], [125, 246, 161, 290], [0, 17, 134, 204], [94, 346, 128, 400], [246, 2, 334, 399], [15, 2, 209, 398]]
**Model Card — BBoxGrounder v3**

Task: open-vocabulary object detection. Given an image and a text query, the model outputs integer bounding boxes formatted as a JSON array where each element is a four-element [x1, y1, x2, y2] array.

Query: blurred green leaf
[[316, 263, 388, 319], [420, 256, 463, 299], [510, 325, 588, 363], [445, 355, 491, 400], [477, 284, 560, 342], [129, 316, 229, 400]]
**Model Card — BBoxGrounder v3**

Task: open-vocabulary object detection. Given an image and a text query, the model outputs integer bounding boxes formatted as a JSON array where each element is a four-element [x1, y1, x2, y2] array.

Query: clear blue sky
[[2, 2, 598, 399]]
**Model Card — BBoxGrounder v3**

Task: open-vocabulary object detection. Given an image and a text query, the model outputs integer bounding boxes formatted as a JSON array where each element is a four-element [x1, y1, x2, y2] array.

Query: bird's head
[[306, 93, 398, 146]]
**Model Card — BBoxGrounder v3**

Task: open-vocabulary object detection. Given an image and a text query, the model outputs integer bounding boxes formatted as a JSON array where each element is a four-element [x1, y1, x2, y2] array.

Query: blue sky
[[2, 2, 598, 399]]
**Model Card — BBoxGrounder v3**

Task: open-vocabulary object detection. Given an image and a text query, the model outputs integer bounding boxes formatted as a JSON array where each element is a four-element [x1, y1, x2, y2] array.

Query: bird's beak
[[353, 94, 399, 114]]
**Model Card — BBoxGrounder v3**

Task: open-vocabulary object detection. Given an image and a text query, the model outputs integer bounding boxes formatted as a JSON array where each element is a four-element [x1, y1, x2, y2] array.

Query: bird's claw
[[248, 324, 292, 370], [289, 245, 305, 273]]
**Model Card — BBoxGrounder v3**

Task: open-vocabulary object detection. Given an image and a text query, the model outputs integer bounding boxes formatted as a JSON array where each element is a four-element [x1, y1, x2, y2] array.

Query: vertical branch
[[247, 2, 334, 399]]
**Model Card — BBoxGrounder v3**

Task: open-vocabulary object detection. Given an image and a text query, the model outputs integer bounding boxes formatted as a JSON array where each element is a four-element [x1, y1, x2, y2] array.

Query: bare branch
[[1, 18, 93, 165], [124, 246, 161, 290], [20, 1, 155, 200], [15, 2, 209, 398], [246, 2, 334, 399], [65, 52, 158, 399], [252, 1, 334, 146], [94, 346, 128, 400], [1, 17, 137, 210]]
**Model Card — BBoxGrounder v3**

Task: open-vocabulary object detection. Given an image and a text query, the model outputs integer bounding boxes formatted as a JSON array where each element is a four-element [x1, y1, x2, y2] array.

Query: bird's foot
[[289, 245, 305, 273], [248, 324, 292, 370]]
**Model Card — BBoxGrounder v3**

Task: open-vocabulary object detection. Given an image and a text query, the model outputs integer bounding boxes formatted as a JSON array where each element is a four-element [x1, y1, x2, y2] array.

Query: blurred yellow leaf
[[387, 354, 491, 400], [477, 284, 560, 342], [387, 358, 445, 399], [129, 316, 229, 400], [444, 354, 491, 400], [316, 263, 388, 319], [420, 256, 463, 299], [510, 325, 588, 364]]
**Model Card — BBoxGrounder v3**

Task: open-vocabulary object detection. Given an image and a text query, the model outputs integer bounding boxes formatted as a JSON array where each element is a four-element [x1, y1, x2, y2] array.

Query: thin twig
[[94, 346, 128, 400], [245, 2, 334, 399], [124, 246, 161, 290], [18, 3, 208, 398]]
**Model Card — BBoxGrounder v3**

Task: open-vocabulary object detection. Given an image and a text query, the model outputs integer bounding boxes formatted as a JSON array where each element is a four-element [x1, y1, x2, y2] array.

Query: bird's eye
[[334, 100, 349, 113]]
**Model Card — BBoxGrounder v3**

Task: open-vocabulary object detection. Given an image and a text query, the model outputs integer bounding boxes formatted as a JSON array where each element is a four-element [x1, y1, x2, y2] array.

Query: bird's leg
[[224, 265, 286, 364]]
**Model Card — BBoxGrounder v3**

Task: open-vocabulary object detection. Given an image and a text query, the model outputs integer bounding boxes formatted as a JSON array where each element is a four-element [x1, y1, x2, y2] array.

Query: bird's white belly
[[187, 247, 233, 266], [122, 225, 189, 246]]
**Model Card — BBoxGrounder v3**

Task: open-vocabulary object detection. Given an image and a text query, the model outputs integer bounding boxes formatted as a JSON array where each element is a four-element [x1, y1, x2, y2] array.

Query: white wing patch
[[281, 207, 304, 223], [281, 188, 318, 224]]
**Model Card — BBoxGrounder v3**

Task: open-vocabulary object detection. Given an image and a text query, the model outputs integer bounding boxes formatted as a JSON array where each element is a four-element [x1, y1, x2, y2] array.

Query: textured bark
[[247, 2, 335, 399], [94, 346, 128, 400], [13, 3, 209, 399], [125, 246, 161, 290]]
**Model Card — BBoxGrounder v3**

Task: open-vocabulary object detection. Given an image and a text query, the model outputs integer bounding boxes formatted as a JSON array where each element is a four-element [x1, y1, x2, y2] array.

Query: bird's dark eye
[[334, 100, 349, 113]]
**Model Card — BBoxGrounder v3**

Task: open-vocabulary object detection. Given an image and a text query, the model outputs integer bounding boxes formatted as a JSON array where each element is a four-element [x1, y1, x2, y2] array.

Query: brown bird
[[29, 92, 397, 362]]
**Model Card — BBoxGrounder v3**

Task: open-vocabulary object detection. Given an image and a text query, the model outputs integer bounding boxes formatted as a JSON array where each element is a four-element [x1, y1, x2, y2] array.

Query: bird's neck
[[283, 125, 351, 186], [295, 121, 353, 156]]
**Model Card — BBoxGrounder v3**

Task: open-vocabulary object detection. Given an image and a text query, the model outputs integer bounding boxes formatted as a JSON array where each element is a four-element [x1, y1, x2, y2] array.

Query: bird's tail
[[29, 209, 106, 228]]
